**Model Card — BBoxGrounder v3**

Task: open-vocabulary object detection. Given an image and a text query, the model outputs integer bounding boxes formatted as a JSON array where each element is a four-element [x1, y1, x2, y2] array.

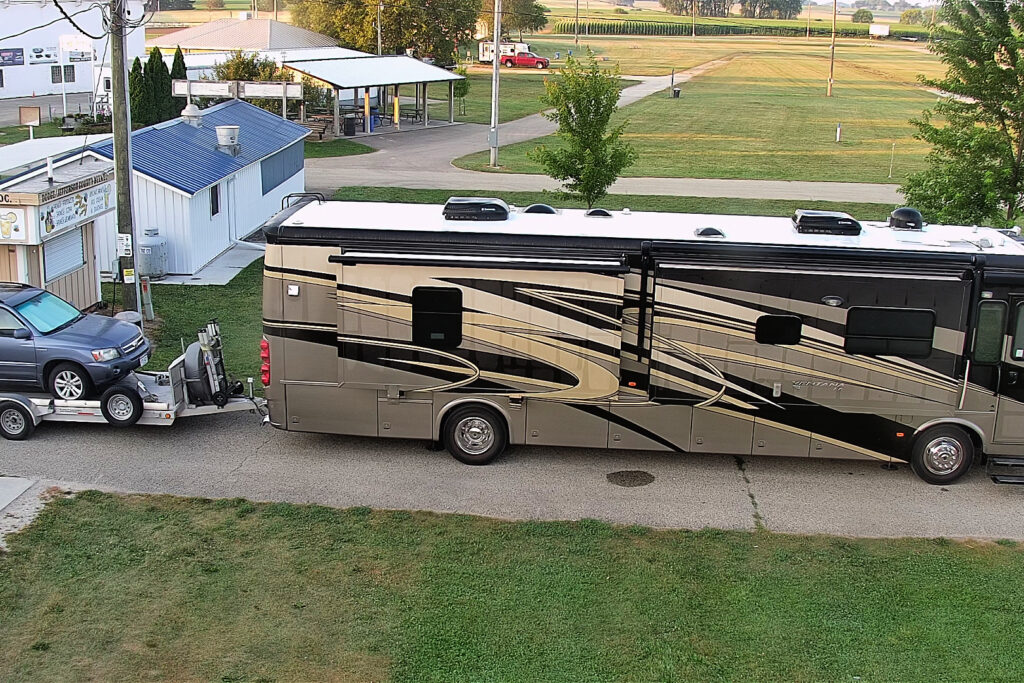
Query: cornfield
[[550, 20, 930, 39]]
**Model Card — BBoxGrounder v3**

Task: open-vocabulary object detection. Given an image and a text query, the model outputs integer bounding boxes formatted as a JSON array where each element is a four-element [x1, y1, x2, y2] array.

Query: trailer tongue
[[0, 321, 264, 441]]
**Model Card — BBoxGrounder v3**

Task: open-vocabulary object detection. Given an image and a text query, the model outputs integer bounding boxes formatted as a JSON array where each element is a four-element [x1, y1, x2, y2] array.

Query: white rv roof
[[283, 201, 1024, 256]]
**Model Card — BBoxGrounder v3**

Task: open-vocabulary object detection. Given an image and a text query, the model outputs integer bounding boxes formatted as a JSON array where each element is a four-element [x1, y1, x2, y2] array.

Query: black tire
[[0, 402, 34, 441], [536, 62, 545, 69], [910, 425, 975, 484], [212, 391, 229, 407], [442, 405, 507, 465], [48, 362, 93, 401], [504, 59, 514, 68], [99, 385, 143, 427]]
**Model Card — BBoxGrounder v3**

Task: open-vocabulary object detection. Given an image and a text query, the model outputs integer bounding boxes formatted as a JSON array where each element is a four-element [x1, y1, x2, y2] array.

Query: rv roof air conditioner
[[791, 209, 862, 236], [585, 208, 613, 218], [523, 203, 557, 214], [889, 207, 924, 231], [695, 227, 725, 238], [443, 197, 510, 222]]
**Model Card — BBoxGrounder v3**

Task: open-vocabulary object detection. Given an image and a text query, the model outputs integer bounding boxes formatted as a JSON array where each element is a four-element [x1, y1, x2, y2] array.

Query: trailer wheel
[[99, 386, 143, 427], [910, 425, 975, 485], [0, 402, 34, 441], [442, 405, 507, 465]]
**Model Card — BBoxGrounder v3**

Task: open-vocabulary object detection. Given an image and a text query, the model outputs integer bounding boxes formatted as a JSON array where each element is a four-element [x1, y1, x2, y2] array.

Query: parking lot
[[2, 411, 1023, 540]]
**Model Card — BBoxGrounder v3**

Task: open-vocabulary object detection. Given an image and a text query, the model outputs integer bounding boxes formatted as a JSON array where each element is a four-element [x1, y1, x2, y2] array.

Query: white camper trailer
[[478, 41, 531, 63]]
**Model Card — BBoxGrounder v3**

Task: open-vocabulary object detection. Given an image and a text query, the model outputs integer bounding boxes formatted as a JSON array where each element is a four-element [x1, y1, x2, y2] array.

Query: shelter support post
[[423, 82, 428, 128], [394, 84, 400, 131], [448, 81, 454, 124], [364, 88, 371, 134], [333, 88, 340, 137]]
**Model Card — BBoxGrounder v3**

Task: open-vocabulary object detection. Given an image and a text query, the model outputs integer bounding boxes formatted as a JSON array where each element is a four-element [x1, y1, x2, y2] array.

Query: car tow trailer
[[0, 321, 265, 441]]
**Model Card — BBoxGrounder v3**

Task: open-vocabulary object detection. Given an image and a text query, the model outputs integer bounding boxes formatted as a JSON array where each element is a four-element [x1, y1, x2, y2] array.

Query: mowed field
[[456, 46, 940, 183]]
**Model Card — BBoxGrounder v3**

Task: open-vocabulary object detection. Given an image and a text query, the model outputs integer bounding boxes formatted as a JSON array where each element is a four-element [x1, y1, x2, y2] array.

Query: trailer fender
[[0, 395, 42, 426]]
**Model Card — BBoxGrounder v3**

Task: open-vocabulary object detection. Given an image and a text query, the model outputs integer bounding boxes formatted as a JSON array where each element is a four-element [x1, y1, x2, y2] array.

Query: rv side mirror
[[13, 328, 31, 340]]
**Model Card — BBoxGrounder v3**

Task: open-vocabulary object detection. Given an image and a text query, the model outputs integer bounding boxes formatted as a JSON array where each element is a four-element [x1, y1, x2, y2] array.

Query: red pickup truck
[[502, 52, 549, 69]]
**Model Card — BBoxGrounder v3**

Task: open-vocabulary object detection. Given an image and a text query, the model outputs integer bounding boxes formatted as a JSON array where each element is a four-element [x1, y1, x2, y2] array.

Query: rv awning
[[284, 55, 463, 89]]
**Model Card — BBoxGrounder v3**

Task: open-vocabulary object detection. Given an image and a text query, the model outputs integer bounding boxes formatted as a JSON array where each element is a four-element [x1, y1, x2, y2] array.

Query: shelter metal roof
[[90, 100, 308, 196], [148, 18, 337, 51], [0, 134, 112, 175], [285, 55, 463, 88]]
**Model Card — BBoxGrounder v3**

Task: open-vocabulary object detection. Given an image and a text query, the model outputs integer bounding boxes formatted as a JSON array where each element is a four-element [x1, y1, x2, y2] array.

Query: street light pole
[[575, 0, 579, 46], [488, 0, 502, 167], [826, 0, 837, 96], [377, 0, 382, 55]]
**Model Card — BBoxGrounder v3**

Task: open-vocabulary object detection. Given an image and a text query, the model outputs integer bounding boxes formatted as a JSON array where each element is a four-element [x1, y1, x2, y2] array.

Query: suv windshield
[[15, 291, 81, 334]]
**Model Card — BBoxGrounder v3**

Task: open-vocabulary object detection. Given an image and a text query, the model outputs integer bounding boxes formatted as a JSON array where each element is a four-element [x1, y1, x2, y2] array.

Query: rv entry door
[[994, 297, 1024, 443]]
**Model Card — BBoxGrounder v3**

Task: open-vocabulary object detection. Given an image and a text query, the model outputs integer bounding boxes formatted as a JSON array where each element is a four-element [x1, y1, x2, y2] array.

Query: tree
[[170, 46, 187, 118], [528, 52, 637, 209], [211, 51, 292, 114], [851, 8, 873, 22], [207, 0, 225, 8], [479, 0, 546, 39], [452, 66, 470, 115], [901, 0, 1024, 225], [144, 47, 174, 123], [660, 0, 692, 15], [128, 57, 154, 126], [900, 7, 922, 23], [290, 0, 478, 66], [738, 0, 802, 19]]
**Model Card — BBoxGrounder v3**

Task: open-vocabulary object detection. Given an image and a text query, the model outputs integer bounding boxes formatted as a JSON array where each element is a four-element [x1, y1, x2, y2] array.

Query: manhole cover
[[607, 470, 655, 487]]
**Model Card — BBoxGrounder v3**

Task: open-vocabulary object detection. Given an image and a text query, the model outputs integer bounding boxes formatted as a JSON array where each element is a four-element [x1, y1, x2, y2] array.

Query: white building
[[0, 0, 145, 100], [86, 99, 309, 276]]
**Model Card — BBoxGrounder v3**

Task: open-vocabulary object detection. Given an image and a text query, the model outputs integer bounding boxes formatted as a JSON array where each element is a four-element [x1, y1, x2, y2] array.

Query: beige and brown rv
[[260, 197, 1024, 485]]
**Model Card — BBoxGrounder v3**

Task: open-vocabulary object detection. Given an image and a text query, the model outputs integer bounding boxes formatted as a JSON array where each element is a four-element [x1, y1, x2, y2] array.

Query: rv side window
[[1012, 303, 1024, 361], [755, 314, 802, 345], [844, 307, 935, 358], [412, 287, 462, 349], [973, 300, 1007, 364]]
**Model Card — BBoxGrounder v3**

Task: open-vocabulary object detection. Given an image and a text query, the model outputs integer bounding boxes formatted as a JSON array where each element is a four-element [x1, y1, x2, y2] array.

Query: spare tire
[[99, 385, 143, 427]]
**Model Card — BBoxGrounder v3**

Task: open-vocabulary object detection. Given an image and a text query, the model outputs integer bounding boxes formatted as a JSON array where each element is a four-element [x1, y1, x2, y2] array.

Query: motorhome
[[478, 41, 531, 63], [260, 196, 1024, 485]]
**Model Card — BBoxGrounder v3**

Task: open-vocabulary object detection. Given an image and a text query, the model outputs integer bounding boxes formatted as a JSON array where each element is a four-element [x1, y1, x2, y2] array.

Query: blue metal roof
[[91, 100, 308, 196]]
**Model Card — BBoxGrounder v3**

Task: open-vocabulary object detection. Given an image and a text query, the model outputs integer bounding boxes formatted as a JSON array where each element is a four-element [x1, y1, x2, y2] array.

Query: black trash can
[[672, 88, 681, 98], [343, 114, 356, 136]]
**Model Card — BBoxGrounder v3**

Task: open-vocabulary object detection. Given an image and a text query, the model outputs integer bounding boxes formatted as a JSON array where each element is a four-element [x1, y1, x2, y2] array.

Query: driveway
[[2, 413, 1022, 540], [0, 92, 94, 127], [305, 61, 905, 205]]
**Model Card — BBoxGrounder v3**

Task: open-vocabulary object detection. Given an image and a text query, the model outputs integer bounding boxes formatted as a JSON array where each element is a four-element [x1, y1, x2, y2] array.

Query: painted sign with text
[[38, 182, 114, 240], [0, 208, 27, 242]]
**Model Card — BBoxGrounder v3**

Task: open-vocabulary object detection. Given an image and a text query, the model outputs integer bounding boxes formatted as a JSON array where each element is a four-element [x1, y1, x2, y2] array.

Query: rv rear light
[[260, 362, 270, 386]]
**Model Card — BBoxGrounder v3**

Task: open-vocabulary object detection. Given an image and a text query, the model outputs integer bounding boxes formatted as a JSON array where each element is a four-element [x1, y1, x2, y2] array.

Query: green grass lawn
[[455, 52, 934, 183], [1, 491, 1022, 682], [303, 138, 375, 158], [0, 122, 62, 146], [397, 72, 553, 124]]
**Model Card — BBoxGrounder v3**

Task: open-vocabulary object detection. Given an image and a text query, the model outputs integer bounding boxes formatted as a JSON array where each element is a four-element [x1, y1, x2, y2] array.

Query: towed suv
[[0, 283, 151, 400]]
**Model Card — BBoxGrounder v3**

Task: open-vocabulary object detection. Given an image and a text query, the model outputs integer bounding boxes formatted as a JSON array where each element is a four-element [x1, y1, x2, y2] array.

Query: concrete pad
[[0, 477, 34, 512], [159, 242, 264, 285]]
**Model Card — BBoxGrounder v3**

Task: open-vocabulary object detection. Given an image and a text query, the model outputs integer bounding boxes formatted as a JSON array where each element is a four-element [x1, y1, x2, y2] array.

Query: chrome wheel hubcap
[[455, 417, 494, 456], [924, 437, 963, 475], [108, 395, 134, 420], [1, 408, 25, 435], [54, 371, 84, 400]]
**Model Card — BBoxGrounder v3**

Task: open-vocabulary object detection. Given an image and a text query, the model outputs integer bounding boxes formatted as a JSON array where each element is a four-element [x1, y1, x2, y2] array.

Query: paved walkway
[[0, 92, 94, 127], [305, 62, 904, 204]]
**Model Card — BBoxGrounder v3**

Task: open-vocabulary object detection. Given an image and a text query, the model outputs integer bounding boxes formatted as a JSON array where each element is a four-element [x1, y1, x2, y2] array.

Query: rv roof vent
[[585, 208, 613, 218], [523, 203, 557, 214], [695, 226, 725, 238], [443, 197, 510, 222], [889, 206, 924, 231], [791, 209, 862, 236]]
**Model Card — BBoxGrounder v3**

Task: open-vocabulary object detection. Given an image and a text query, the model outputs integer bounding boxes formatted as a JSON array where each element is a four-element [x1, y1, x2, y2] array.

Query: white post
[[59, 45, 68, 121], [422, 82, 428, 127], [448, 80, 454, 123], [334, 87, 340, 136], [889, 142, 896, 178], [489, 0, 502, 166]]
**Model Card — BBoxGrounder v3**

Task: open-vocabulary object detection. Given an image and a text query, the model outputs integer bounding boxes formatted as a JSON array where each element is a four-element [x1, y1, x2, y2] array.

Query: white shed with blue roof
[[89, 99, 309, 276]]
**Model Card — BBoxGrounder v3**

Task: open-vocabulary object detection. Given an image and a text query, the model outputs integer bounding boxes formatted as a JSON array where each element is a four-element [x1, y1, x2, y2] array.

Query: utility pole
[[274, 0, 278, 22], [691, 0, 696, 39], [806, 2, 811, 40], [575, 0, 579, 46], [826, 0, 837, 96], [377, 0, 383, 55], [489, 0, 502, 167], [109, 0, 140, 314]]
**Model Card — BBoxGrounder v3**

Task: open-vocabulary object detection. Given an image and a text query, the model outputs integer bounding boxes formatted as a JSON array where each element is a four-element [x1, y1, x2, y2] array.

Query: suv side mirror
[[13, 328, 31, 340]]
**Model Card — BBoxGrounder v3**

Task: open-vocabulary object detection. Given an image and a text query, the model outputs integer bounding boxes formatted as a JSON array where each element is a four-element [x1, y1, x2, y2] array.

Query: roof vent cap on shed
[[443, 197, 509, 221], [181, 102, 202, 127], [215, 125, 241, 156], [889, 206, 924, 231]]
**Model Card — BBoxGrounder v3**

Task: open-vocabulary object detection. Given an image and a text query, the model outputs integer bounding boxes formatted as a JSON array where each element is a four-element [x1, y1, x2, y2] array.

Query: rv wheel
[[0, 402, 34, 441], [910, 425, 975, 485], [99, 386, 143, 427], [442, 405, 507, 465]]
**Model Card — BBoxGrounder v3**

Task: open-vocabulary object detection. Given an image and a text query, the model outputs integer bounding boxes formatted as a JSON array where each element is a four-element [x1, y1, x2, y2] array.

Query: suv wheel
[[49, 362, 93, 401]]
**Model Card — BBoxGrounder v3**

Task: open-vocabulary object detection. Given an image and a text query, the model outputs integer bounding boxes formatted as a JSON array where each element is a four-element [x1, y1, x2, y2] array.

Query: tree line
[[660, 0, 800, 19], [129, 47, 186, 127]]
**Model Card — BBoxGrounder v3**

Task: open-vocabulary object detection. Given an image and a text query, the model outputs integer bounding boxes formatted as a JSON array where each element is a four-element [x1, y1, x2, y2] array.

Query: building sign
[[27, 47, 59, 65], [869, 23, 890, 37], [0, 48, 25, 67], [67, 51, 92, 63], [38, 182, 114, 239], [0, 208, 27, 242]]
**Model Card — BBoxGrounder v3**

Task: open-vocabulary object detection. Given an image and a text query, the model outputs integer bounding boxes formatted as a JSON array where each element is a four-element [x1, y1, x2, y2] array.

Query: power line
[[53, 0, 107, 39], [0, 4, 105, 42]]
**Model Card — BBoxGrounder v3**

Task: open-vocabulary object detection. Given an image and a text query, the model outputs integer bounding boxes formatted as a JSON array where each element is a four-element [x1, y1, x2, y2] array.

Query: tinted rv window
[[844, 307, 935, 358], [1012, 303, 1024, 362], [973, 300, 1007, 364], [755, 314, 802, 345], [412, 287, 462, 349]]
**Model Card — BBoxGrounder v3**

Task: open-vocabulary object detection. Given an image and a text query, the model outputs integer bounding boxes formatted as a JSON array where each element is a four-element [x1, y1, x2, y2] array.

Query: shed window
[[844, 306, 935, 358], [973, 300, 1006, 364], [260, 142, 303, 195], [43, 227, 85, 282], [210, 183, 220, 217], [412, 287, 462, 349], [755, 314, 802, 345]]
